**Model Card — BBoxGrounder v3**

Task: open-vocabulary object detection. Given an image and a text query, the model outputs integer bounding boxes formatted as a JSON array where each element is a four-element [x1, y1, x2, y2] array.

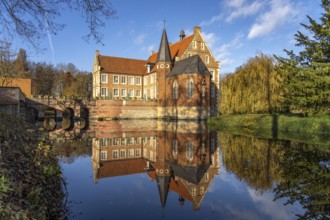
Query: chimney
[[150, 50, 155, 55], [193, 26, 201, 35], [95, 50, 100, 56]]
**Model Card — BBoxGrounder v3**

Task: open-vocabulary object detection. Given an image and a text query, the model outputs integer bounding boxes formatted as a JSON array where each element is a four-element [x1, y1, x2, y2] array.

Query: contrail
[[45, 19, 55, 64]]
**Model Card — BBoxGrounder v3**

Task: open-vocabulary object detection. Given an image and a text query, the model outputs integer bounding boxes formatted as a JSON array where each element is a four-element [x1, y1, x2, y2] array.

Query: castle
[[92, 26, 220, 120]]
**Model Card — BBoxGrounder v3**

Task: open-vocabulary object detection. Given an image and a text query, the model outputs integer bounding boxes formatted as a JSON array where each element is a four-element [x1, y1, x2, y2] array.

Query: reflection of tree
[[54, 139, 92, 163], [219, 133, 285, 191], [273, 142, 330, 219]]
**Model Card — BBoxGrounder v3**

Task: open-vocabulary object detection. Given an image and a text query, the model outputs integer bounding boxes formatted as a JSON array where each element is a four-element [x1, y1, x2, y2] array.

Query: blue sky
[[12, 0, 323, 74]]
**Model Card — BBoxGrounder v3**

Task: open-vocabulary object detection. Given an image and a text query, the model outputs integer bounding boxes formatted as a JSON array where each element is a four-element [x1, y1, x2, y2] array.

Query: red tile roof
[[147, 35, 194, 63], [99, 56, 147, 75]]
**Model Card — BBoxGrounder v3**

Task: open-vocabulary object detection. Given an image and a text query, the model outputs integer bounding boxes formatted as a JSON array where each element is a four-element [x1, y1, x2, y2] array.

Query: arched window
[[173, 81, 178, 99], [187, 78, 194, 98]]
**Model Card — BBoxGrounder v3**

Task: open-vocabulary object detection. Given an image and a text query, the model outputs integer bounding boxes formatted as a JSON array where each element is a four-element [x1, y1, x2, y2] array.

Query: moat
[[52, 120, 329, 220]]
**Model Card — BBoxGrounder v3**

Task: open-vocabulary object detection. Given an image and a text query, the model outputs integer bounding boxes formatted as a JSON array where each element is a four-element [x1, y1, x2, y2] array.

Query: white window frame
[[121, 89, 126, 97], [128, 89, 134, 97], [113, 75, 119, 84], [113, 88, 119, 97], [101, 138, 107, 146], [201, 42, 205, 50], [128, 149, 134, 157], [150, 74, 154, 84], [101, 151, 107, 160], [121, 75, 127, 84], [113, 138, 119, 145], [101, 88, 107, 97], [135, 89, 141, 97], [136, 77, 142, 85], [187, 79, 194, 98], [112, 150, 118, 159], [193, 41, 197, 49], [186, 142, 194, 162], [205, 55, 209, 64], [135, 149, 141, 157], [101, 74, 107, 83], [120, 149, 126, 158], [128, 76, 134, 85], [150, 87, 154, 99]]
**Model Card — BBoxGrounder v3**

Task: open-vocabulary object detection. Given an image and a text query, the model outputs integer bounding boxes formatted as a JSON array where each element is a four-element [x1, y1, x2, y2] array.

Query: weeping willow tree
[[219, 53, 284, 114]]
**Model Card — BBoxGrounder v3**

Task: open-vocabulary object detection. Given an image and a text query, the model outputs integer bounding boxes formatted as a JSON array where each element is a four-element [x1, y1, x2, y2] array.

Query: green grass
[[208, 114, 330, 146]]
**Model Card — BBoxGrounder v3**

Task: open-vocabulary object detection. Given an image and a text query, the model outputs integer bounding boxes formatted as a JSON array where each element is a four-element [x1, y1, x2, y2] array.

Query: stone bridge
[[26, 96, 93, 120]]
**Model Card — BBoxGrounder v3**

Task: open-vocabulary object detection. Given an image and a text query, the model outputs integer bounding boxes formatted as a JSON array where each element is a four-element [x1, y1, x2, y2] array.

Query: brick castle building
[[92, 26, 220, 119]]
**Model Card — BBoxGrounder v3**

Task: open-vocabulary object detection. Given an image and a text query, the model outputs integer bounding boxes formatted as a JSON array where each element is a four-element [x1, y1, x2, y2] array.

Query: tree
[[14, 48, 29, 77], [0, 40, 17, 86], [0, 0, 117, 47], [276, 0, 330, 115]]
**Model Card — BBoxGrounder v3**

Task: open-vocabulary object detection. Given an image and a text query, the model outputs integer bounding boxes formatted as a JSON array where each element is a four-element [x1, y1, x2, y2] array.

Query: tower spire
[[156, 26, 171, 63]]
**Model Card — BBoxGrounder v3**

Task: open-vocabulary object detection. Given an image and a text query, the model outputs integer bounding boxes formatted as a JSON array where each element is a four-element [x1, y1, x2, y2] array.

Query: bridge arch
[[43, 107, 57, 131], [62, 108, 74, 130], [79, 108, 89, 130]]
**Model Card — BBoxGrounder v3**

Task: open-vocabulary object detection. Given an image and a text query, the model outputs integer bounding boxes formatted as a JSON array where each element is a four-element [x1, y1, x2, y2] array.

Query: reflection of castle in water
[[92, 121, 220, 210]]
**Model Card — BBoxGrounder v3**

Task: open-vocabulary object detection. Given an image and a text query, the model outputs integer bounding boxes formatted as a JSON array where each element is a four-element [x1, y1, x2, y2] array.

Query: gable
[[166, 55, 210, 78], [99, 56, 147, 75], [147, 35, 194, 64]]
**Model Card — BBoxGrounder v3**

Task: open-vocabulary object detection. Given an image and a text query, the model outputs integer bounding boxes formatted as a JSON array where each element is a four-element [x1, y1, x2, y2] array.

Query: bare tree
[[0, 40, 17, 86], [0, 0, 117, 47]]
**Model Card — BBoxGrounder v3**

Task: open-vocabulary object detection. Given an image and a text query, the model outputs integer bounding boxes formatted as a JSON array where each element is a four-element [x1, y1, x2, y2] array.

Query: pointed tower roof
[[156, 175, 171, 208], [156, 28, 171, 63]]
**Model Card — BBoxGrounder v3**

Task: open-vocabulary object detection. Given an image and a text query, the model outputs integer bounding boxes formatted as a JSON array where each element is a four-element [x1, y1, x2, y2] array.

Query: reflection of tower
[[155, 130, 171, 208]]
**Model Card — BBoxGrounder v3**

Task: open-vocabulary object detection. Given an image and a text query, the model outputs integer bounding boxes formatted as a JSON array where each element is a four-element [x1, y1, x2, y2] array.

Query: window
[[150, 87, 154, 99], [121, 89, 126, 97], [187, 79, 194, 98], [205, 172, 209, 181], [143, 89, 147, 99], [144, 76, 148, 85], [101, 74, 107, 83], [150, 136, 154, 147], [112, 150, 118, 159], [108, 138, 112, 145], [200, 187, 205, 194], [136, 77, 141, 85], [136, 137, 141, 144], [101, 138, 107, 146], [201, 42, 205, 50], [128, 149, 134, 157], [135, 90, 141, 97], [101, 151, 107, 160], [127, 137, 134, 145], [113, 75, 119, 84], [172, 139, 178, 159], [135, 149, 141, 157], [186, 142, 194, 161], [211, 85, 215, 97], [210, 70, 214, 79], [121, 138, 126, 145], [188, 53, 192, 57], [101, 88, 107, 97], [120, 150, 126, 158], [193, 41, 197, 49], [121, 76, 126, 84], [113, 138, 119, 145], [150, 74, 154, 84], [150, 151, 154, 160], [113, 89, 119, 97], [128, 76, 134, 85], [128, 89, 134, 97], [205, 55, 209, 64], [192, 188, 196, 196], [173, 81, 178, 99]]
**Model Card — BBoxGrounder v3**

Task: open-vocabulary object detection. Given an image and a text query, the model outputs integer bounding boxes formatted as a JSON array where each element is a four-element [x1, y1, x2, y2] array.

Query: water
[[53, 120, 329, 220]]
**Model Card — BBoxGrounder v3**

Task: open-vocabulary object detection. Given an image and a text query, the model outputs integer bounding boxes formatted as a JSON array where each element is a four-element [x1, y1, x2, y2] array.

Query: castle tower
[[155, 27, 172, 108]]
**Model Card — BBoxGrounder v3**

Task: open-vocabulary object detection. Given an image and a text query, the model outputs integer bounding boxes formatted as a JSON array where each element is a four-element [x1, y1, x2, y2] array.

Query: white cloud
[[200, 14, 223, 27], [203, 32, 218, 48], [134, 34, 146, 45], [227, 0, 245, 8], [248, 0, 299, 39], [226, 1, 263, 22]]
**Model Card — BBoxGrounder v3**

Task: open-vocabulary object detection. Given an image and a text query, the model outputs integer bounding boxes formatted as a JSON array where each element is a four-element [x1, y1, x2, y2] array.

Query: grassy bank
[[0, 114, 67, 219], [208, 114, 330, 146]]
